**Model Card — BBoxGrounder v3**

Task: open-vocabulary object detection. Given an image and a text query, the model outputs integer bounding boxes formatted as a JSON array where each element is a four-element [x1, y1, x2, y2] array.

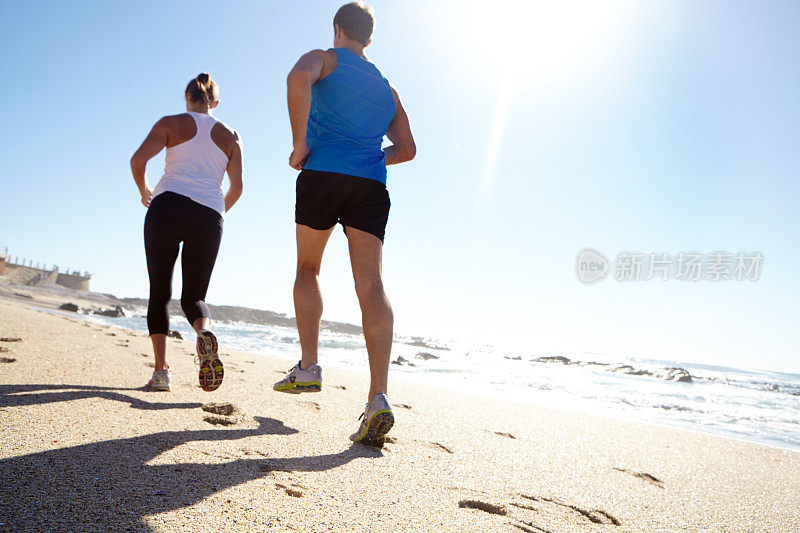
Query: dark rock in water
[[391, 356, 416, 367], [415, 352, 439, 360], [504, 355, 522, 361], [59, 303, 80, 312], [653, 367, 693, 383], [168, 330, 183, 340], [404, 337, 452, 351], [609, 364, 650, 376], [93, 306, 127, 318], [532, 355, 573, 365], [608, 365, 692, 382]]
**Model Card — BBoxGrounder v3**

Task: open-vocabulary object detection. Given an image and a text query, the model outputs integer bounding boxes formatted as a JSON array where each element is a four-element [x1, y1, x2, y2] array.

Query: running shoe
[[196, 329, 224, 392], [349, 393, 394, 445], [147, 369, 171, 392], [273, 361, 322, 393]]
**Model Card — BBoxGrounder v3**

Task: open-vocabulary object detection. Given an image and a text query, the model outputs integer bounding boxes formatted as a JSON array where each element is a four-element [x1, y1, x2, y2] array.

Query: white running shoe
[[147, 369, 171, 392], [273, 361, 322, 393]]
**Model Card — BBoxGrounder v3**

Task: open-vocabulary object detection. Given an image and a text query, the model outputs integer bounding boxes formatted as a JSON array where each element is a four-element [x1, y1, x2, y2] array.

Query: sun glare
[[452, 1, 633, 198], [451, 0, 629, 84]]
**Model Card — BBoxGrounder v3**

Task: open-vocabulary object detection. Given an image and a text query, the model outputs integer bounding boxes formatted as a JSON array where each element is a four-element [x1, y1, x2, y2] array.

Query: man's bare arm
[[384, 88, 416, 166], [130, 118, 169, 207], [287, 50, 326, 170]]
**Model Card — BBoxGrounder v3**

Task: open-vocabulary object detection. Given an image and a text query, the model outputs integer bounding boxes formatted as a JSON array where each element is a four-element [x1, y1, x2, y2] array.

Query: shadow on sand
[[0, 383, 205, 411], [0, 385, 383, 531]]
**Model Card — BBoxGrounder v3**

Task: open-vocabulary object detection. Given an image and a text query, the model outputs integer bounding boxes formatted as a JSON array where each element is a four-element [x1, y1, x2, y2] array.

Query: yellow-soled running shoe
[[350, 393, 394, 446], [273, 361, 322, 393]]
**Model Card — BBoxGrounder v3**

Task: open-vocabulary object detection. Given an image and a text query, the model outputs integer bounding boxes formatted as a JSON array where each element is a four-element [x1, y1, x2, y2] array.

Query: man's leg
[[346, 226, 393, 402], [295, 224, 334, 369]]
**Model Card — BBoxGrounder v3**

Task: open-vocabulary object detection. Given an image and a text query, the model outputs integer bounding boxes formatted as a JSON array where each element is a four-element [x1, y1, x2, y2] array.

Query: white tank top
[[152, 112, 229, 216]]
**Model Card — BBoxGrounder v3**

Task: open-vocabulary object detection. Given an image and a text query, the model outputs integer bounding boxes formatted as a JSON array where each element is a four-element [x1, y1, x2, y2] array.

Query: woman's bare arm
[[130, 119, 169, 207], [225, 131, 243, 212]]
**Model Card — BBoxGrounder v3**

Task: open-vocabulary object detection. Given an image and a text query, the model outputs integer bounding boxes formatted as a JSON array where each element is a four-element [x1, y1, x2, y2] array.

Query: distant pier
[[0, 247, 91, 291]]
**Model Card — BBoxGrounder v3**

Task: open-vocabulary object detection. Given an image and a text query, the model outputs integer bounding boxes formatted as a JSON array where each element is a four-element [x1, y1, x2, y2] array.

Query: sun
[[448, 0, 633, 87]]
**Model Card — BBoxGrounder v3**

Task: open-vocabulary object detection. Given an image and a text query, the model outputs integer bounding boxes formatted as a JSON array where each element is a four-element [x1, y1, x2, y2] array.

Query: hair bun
[[185, 72, 219, 106]]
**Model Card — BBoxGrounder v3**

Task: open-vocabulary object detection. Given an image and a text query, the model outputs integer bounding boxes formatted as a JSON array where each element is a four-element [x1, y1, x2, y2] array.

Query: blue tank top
[[304, 48, 396, 184]]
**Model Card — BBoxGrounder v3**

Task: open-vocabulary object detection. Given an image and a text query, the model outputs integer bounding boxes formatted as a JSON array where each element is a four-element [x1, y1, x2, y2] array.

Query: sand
[[0, 292, 798, 532]]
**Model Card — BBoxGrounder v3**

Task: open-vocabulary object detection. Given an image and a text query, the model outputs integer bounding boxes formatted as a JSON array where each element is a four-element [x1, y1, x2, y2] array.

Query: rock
[[653, 367, 693, 383], [504, 355, 522, 361], [415, 351, 439, 360], [93, 306, 127, 318], [391, 356, 416, 367], [168, 330, 183, 340], [532, 355, 573, 365], [59, 303, 80, 312], [609, 364, 649, 376]]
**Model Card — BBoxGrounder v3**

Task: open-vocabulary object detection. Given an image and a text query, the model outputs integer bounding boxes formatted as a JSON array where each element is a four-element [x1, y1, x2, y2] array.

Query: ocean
[[88, 311, 800, 452]]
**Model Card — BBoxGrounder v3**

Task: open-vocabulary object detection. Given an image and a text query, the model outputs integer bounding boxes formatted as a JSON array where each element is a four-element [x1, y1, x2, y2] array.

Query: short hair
[[185, 72, 218, 106], [333, 2, 375, 46]]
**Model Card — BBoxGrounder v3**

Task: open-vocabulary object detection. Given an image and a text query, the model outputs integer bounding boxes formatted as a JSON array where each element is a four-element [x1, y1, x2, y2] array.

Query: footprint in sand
[[516, 494, 620, 526], [300, 400, 321, 411], [0, 337, 22, 342], [203, 415, 239, 426], [458, 499, 507, 516], [613, 467, 664, 488], [275, 482, 304, 497], [201, 403, 244, 426], [0, 357, 17, 363], [513, 521, 552, 533], [427, 441, 454, 454], [395, 403, 412, 410], [484, 430, 516, 439], [0, 347, 10, 353], [201, 402, 239, 416], [333, 385, 347, 390]]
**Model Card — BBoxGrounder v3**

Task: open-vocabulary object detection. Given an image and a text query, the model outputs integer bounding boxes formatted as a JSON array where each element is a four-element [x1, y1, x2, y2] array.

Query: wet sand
[[0, 293, 798, 532]]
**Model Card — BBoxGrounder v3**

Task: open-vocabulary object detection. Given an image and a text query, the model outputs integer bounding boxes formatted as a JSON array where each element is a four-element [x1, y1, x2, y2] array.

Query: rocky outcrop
[[416, 352, 440, 360], [92, 306, 127, 318], [529, 355, 694, 383]]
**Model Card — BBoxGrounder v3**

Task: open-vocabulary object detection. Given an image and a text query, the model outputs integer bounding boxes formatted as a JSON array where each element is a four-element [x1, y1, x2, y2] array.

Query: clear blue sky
[[2, 1, 798, 372]]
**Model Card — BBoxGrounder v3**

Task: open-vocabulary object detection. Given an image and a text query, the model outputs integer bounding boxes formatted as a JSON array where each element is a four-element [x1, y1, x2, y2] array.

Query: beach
[[1, 292, 798, 532]]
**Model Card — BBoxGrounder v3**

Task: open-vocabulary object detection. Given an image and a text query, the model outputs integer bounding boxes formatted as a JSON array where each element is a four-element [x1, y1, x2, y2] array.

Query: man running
[[273, 2, 416, 445]]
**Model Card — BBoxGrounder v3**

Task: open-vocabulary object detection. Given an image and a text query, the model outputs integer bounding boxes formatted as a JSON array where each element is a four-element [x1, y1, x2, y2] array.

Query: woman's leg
[[144, 196, 181, 371], [179, 209, 223, 328]]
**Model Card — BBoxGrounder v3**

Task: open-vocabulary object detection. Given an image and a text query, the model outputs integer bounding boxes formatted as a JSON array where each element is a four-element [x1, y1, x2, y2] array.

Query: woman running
[[130, 72, 243, 392]]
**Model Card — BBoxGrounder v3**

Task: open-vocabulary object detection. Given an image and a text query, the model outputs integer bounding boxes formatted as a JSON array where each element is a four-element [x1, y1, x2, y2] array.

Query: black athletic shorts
[[295, 169, 391, 242]]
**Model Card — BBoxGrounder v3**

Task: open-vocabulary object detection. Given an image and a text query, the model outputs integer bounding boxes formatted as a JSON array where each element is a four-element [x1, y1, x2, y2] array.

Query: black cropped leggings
[[144, 192, 223, 335]]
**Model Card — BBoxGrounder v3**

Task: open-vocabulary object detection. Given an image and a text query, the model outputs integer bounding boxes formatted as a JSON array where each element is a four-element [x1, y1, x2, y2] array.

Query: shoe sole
[[273, 382, 322, 394], [352, 410, 394, 446], [149, 384, 171, 392], [197, 331, 223, 392]]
